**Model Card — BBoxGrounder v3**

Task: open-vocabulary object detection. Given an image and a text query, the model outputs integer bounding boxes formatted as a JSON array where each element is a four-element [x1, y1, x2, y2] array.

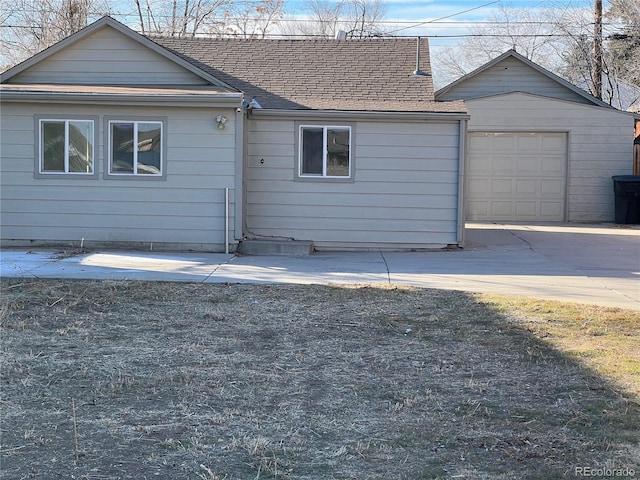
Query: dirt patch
[[1, 279, 638, 479]]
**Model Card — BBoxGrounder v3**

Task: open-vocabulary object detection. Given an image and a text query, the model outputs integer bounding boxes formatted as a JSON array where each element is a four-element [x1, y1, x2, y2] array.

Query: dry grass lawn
[[1, 279, 639, 480]]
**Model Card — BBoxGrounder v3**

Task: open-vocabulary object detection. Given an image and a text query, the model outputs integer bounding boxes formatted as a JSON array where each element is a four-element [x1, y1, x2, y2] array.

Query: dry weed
[[1, 279, 638, 479]]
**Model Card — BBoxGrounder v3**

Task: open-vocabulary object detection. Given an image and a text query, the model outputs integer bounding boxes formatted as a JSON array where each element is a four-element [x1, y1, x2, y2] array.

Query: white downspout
[[225, 187, 229, 254], [457, 118, 468, 247]]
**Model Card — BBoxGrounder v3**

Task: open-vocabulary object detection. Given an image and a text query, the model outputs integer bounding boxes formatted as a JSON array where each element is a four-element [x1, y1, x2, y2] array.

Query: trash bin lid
[[612, 175, 640, 182]]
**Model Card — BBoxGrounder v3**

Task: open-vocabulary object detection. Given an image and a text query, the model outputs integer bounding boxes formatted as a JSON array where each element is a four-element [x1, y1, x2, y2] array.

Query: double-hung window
[[298, 125, 352, 178], [108, 120, 164, 176], [39, 119, 94, 175]]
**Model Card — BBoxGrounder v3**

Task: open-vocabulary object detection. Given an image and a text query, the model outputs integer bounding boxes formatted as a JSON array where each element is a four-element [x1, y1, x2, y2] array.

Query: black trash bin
[[612, 175, 640, 224]]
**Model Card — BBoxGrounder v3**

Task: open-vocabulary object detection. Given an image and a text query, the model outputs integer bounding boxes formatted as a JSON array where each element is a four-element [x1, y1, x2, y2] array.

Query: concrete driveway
[[1, 223, 638, 310]]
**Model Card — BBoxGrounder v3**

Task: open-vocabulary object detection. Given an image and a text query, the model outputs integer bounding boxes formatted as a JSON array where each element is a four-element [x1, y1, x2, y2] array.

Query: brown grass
[[477, 295, 640, 397], [1, 279, 638, 479]]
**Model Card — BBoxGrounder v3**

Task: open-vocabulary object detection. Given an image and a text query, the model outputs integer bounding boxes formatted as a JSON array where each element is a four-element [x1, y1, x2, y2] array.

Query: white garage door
[[467, 132, 567, 222]]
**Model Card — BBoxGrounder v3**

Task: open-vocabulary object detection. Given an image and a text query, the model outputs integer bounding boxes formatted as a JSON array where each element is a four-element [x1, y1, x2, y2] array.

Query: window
[[39, 119, 94, 174], [109, 120, 163, 175], [299, 125, 351, 178]]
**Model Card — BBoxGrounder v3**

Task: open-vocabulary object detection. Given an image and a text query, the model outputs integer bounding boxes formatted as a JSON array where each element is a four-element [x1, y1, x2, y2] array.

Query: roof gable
[[435, 49, 611, 109], [0, 17, 232, 89], [156, 37, 462, 112]]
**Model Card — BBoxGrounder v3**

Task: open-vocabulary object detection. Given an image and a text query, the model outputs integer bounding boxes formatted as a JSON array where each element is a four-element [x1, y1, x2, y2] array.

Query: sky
[[277, 0, 604, 84], [270, 0, 605, 62], [282, 0, 603, 34], [1, 0, 608, 78]]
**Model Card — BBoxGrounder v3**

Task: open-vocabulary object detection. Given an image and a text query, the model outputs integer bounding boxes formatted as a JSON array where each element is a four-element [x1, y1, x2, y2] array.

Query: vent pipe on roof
[[335, 30, 347, 40], [413, 36, 426, 76]]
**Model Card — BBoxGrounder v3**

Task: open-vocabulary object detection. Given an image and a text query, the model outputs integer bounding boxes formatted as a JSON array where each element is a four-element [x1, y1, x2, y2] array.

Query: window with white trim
[[39, 119, 94, 174], [109, 120, 163, 175], [299, 125, 351, 178]]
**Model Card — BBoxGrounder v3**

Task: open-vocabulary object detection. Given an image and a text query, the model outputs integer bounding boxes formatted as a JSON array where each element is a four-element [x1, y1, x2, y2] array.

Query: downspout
[[234, 104, 245, 246], [456, 118, 468, 247], [225, 187, 229, 254]]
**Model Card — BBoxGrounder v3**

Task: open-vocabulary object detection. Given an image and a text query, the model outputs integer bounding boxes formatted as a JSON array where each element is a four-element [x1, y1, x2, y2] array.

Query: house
[[0, 16, 468, 252], [435, 49, 638, 223]]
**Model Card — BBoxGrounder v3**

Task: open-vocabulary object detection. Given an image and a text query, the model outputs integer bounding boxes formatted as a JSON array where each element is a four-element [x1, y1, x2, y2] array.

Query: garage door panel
[[468, 178, 490, 194], [468, 155, 492, 173], [541, 202, 563, 218], [516, 157, 542, 174], [492, 156, 515, 173], [541, 179, 563, 194], [467, 132, 567, 222], [516, 179, 538, 194], [469, 135, 492, 151], [515, 202, 537, 217], [541, 156, 565, 174], [468, 201, 488, 217], [491, 179, 513, 194], [516, 135, 540, 151], [542, 134, 565, 151], [493, 135, 516, 150], [490, 201, 514, 217]]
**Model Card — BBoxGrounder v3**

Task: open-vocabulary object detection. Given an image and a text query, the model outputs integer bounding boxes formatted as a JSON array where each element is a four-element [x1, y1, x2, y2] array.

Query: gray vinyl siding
[[437, 57, 591, 104], [1, 102, 236, 251], [245, 118, 461, 249], [465, 92, 634, 222], [9, 27, 207, 85]]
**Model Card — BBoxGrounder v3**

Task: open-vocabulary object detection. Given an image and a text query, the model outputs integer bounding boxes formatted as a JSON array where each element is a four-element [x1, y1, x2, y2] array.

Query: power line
[[1, 19, 632, 29], [385, 0, 501, 34], [4, 22, 630, 40]]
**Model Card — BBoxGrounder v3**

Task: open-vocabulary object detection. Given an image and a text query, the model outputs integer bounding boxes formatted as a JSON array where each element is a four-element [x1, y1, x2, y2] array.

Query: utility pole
[[594, 0, 603, 100]]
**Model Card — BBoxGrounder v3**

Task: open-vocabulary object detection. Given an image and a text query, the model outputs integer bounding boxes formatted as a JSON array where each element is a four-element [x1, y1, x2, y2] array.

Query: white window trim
[[107, 120, 164, 177], [38, 118, 95, 175], [298, 125, 352, 179]]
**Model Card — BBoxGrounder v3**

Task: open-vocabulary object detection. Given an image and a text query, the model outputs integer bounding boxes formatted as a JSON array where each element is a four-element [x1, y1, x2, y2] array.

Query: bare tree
[[282, 0, 390, 38], [558, 0, 639, 108], [221, 0, 284, 38], [605, 0, 640, 86], [285, 0, 344, 37], [131, 0, 228, 37], [1, 0, 110, 69], [343, 0, 387, 37]]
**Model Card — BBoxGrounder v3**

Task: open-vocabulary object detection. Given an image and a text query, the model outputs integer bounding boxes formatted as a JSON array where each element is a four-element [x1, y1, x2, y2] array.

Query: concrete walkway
[[1, 223, 639, 310]]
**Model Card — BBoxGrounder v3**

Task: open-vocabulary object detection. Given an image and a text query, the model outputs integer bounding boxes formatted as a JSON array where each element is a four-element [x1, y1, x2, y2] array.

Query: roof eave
[[249, 108, 469, 121]]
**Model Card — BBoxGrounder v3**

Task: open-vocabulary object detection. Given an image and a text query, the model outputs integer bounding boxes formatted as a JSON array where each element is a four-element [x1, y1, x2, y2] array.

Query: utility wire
[[385, 0, 501, 34]]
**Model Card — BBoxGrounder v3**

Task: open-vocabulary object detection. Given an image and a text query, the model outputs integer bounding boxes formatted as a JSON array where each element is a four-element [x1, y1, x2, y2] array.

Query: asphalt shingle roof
[[153, 37, 466, 113]]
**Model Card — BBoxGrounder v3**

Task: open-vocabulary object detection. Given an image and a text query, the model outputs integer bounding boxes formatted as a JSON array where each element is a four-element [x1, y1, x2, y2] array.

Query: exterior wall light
[[216, 114, 228, 129]]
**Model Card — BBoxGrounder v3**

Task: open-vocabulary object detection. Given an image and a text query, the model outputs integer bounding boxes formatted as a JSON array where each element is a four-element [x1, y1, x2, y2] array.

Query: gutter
[[250, 109, 470, 122], [0, 91, 244, 107]]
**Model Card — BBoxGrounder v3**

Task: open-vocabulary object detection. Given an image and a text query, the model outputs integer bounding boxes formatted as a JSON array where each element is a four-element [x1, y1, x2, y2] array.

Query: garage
[[436, 50, 636, 223], [466, 131, 567, 222]]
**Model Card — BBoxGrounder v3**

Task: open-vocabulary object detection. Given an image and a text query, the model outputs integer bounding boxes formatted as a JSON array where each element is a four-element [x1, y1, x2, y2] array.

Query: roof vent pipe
[[413, 36, 426, 76], [335, 30, 347, 40]]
